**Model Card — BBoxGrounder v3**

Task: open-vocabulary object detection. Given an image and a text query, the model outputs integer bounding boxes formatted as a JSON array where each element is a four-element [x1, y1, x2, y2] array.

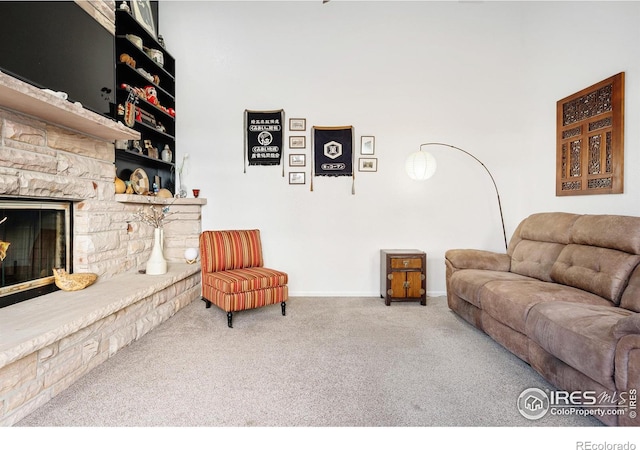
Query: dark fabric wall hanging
[[311, 126, 355, 194], [244, 109, 285, 174]]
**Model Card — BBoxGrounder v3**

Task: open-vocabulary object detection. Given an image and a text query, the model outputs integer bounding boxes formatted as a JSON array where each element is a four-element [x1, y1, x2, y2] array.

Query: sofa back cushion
[[571, 214, 640, 255], [507, 212, 579, 281], [200, 230, 264, 273], [550, 244, 640, 304], [620, 265, 640, 312], [510, 240, 566, 282]]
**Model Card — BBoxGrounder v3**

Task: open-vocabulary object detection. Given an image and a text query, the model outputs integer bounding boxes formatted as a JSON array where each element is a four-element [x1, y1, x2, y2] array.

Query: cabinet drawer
[[390, 257, 422, 269]]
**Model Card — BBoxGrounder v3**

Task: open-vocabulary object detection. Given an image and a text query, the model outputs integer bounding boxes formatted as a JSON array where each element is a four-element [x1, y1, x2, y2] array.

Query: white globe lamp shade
[[405, 150, 437, 180], [184, 247, 199, 264]]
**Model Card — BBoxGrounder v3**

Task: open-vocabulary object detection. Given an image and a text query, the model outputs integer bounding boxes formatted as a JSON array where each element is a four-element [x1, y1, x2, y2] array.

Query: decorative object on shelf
[[119, 53, 136, 68], [119, 1, 130, 12], [115, 176, 126, 194], [311, 125, 355, 194], [130, 168, 150, 194], [157, 188, 172, 198], [132, 140, 143, 154], [244, 109, 284, 173], [175, 153, 189, 198], [145, 48, 164, 67], [135, 202, 174, 275], [146, 227, 167, 275], [158, 34, 165, 48], [125, 181, 134, 194], [144, 85, 158, 105], [52, 268, 98, 292], [131, 0, 156, 38], [184, 247, 198, 264], [125, 34, 142, 50], [161, 144, 172, 162], [192, 189, 200, 198], [406, 142, 507, 251]]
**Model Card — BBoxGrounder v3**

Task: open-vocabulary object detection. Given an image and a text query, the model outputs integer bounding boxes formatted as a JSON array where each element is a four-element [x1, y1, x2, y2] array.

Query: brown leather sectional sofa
[[445, 212, 640, 426]]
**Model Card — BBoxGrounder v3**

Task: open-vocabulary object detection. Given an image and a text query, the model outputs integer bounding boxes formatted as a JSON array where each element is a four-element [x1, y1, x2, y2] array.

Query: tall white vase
[[146, 228, 167, 275]]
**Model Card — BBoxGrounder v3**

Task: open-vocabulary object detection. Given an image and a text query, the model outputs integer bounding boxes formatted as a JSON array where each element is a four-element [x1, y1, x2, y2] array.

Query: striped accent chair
[[199, 229, 288, 328]]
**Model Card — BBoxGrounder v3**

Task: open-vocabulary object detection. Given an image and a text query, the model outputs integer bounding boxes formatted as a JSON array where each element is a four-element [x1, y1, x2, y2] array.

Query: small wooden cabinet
[[380, 249, 426, 306]]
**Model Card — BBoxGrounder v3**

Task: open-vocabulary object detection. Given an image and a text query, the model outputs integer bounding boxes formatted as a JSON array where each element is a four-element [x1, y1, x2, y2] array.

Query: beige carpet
[[16, 296, 600, 427]]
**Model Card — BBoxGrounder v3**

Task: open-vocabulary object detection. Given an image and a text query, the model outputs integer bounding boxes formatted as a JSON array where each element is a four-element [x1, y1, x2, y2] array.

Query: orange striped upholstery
[[200, 230, 264, 272], [201, 284, 288, 313], [199, 230, 288, 317]]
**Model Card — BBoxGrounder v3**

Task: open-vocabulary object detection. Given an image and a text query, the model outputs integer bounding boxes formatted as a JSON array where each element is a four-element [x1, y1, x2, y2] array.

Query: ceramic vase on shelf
[[146, 228, 167, 275]]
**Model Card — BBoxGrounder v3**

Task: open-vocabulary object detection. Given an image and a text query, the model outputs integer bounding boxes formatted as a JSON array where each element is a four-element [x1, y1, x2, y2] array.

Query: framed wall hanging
[[556, 72, 624, 196], [289, 136, 306, 149], [289, 172, 306, 185], [359, 158, 377, 172], [361, 136, 375, 155], [289, 118, 306, 131], [289, 154, 306, 167]]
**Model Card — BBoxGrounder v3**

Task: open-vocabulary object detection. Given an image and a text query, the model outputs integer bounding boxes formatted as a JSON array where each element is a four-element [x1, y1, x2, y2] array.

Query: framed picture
[[361, 136, 375, 155], [289, 118, 306, 131], [289, 172, 306, 185], [289, 136, 306, 149], [359, 158, 378, 172], [289, 154, 306, 167], [131, 0, 156, 38]]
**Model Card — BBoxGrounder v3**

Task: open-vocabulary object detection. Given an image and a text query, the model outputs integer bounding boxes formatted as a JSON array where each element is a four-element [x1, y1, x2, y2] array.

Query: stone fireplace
[[0, 72, 204, 425]]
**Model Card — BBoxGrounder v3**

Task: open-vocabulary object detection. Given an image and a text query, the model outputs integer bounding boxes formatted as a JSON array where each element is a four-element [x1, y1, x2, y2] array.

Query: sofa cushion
[[571, 214, 640, 255], [510, 240, 566, 282], [202, 267, 288, 294], [620, 265, 640, 312], [481, 280, 611, 334], [200, 229, 264, 272], [550, 244, 640, 304], [448, 270, 533, 309], [526, 302, 633, 390]]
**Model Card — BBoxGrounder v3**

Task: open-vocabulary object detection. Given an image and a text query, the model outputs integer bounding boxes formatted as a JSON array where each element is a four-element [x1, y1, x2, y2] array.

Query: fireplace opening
[[0, 199, 72, 308]]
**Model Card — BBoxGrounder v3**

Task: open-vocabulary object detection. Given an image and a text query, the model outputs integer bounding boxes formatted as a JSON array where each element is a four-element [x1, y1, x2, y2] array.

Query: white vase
[[146, 228, 167, 275]]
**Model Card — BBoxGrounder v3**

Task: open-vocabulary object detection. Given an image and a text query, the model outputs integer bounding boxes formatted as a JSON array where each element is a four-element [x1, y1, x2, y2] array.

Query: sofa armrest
[[445, 249, 511, 272], [613, 313, 640, 339]]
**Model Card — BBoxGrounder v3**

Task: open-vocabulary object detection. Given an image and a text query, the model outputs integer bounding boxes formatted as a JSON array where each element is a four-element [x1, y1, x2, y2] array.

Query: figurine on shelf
[[119, 1, 130, 12], [132, 140, 143, 154], [144, 86, 159, 106]]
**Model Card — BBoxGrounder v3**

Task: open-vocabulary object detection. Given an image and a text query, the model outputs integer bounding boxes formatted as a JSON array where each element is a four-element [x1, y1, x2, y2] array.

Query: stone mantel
[[115, 194, 207, 207], [0, 71, 139, 142]]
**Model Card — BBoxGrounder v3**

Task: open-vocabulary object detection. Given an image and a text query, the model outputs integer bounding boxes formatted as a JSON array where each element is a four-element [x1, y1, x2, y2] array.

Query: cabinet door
[[389, 272, 406, 298], [406, 271, 423, 298]]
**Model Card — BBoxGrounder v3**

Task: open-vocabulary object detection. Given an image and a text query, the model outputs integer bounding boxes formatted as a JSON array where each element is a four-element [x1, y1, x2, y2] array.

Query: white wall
[[158, 0, 640, 296]]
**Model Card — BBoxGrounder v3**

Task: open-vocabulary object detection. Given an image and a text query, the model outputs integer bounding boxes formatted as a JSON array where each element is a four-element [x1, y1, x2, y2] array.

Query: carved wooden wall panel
[[556, 72, 624, 196]]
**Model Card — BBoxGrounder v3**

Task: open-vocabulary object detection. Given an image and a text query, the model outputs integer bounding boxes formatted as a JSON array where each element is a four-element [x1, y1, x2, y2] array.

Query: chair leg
[[202, 297, 211, 308], [227, 312, 233, 328], [281, 301, 286, 316]]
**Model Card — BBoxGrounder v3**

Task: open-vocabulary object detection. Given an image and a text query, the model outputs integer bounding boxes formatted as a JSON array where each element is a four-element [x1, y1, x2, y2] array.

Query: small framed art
[[361, 136, 375, 155], [289, 136, 306, 149], [289, 154, 306, 167], [359, 158, 378, 172], [289, 118, 306, 131], [289, 172, 306, 184], [131, 0, 156, 38]]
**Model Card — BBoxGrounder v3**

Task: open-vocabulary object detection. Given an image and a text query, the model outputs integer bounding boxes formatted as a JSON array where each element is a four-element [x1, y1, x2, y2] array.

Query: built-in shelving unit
[[113, 8, 176, 194]]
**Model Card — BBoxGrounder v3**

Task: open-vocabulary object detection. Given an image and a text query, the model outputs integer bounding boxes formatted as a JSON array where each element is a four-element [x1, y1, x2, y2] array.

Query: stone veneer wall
[[0, 103, 206, 426], [0, 0, 205, 421]]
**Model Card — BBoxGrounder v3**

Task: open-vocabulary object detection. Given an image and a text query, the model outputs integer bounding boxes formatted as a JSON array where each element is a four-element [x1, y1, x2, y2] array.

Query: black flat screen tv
[[0, 1, 115, 118]]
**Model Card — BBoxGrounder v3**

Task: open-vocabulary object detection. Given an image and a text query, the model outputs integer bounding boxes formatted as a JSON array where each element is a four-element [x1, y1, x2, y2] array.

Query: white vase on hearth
[[146, 228, 167, 275]]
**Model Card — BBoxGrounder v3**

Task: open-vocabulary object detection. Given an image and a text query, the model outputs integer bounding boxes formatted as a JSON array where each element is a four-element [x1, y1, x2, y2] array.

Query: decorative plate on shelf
[[130, 168, 150, 194]]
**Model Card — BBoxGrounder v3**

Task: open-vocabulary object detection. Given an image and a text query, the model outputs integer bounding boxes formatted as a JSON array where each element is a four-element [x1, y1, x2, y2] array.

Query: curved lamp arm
[[419, 142, 508, 252]]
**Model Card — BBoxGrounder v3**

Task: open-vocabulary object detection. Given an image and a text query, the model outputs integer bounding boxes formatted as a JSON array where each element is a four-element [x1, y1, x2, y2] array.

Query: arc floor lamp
[[405, 142, 508, 252]]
